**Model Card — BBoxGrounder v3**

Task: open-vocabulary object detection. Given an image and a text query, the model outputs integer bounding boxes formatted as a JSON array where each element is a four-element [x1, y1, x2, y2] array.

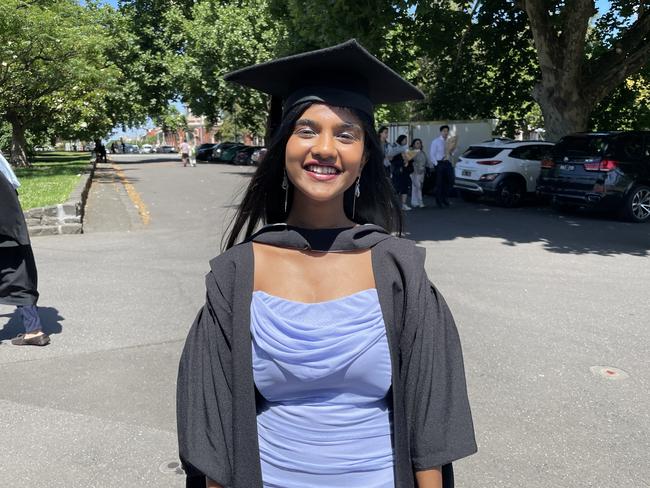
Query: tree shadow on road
[[405, 197, 650, 257], [0, 306, 64, 342], [108, 156, 181, 164], [91, 167, 140, 185]]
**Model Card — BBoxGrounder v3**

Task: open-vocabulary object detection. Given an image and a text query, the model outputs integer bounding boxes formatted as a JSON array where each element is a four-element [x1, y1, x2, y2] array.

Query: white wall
[[388, 119, 499, 162]]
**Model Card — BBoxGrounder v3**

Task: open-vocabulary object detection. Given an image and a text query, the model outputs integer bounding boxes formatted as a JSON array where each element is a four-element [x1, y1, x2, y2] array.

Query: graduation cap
[[224, 39, 424, 135]]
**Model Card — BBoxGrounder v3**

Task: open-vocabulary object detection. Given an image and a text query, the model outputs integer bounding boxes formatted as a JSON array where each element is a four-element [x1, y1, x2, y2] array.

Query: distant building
[[149, 108, 220, 148], [186, 111, 219, 144]]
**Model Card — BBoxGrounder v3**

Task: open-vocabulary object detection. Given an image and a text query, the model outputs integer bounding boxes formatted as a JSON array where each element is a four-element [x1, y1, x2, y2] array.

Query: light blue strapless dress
[[250, 289, 395, 488]]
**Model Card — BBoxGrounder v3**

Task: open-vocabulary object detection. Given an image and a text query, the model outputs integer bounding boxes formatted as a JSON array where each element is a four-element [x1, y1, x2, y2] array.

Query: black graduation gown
[[0, 169, 30, 246], [0, 173, 39, 306], [177, 224, 477, 488]]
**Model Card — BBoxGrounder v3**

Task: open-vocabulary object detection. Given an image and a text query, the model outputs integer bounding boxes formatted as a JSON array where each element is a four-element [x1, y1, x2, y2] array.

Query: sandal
[[11, 333, 51, 346]]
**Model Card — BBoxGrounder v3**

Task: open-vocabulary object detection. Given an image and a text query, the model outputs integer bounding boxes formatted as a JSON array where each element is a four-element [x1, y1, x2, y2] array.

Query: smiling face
[[284, 104, 366, 221]]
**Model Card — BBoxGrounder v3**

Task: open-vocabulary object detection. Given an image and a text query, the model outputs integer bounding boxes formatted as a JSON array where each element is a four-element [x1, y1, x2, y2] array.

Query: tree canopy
[[0, 0, 152, 165], [1, 0, 648, 162]]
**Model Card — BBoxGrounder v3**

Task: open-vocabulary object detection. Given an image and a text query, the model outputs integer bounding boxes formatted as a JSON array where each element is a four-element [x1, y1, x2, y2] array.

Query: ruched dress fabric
[[250, 288, 395, 488]]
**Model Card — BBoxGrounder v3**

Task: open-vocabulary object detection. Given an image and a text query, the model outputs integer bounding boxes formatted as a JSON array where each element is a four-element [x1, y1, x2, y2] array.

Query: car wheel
[[495, 178, 524, 208], [623, 185, 650, 223], [460, 191, 480, 202]]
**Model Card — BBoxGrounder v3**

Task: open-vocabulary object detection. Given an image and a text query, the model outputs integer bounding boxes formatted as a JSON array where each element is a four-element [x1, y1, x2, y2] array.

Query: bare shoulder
[[253, 242, 375, 302]]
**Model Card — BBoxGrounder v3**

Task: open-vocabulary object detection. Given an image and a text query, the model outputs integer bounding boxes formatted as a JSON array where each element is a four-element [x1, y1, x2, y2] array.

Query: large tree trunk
[[9, 117, 29, 167], [522, 0, 650, 142], [532, 81, 592, 142]]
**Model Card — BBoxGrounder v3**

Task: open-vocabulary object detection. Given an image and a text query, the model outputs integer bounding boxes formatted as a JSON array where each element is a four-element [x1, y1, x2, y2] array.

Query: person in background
[[429, 125, 453, 208], [390, 134, 412, 211], [189, 141, 197, 167], [409, 138, 429, 208], [378, 126, 392, 177], [0, 151, 50, 346], [94, 139, 107, 163], [180, 140, 191, 167]]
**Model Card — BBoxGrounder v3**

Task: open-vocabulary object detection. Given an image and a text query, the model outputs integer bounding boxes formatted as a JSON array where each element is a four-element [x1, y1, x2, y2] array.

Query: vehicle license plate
[[462, 170, 472, 177], [559, 164, 575, 171]]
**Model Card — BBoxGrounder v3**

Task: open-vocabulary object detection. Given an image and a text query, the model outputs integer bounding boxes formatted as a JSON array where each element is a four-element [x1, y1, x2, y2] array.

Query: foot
[[402, 204, 412, 211], [443, 200, 451, 207], [11, 332, 50, 346]]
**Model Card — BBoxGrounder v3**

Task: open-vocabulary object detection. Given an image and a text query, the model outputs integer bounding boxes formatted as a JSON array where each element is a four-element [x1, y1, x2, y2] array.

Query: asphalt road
[[1, 153, 648, 487]]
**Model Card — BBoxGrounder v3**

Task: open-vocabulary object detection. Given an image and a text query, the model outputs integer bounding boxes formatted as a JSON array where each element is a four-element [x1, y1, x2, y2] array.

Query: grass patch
[[15, 152, 91, 210]]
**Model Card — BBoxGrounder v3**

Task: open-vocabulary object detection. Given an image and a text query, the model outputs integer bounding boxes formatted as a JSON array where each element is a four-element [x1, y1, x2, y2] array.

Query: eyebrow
[[295, 118, 362, 132]]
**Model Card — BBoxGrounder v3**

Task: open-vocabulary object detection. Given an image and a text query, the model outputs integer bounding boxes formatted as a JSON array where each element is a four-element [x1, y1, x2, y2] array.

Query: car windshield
[[462, 146, 503, 159], [554, 136, 609, 158]]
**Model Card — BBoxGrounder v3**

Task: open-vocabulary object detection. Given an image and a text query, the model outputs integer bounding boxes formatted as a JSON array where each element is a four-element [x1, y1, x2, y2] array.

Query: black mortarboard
[[224, 39, 424, 135]]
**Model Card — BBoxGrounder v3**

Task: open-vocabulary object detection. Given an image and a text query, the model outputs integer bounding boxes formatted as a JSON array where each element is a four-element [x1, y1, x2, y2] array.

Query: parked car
[[233, 146, 265, 165], [124, 144, 140, 154], [251, 147, 267, 166], [537, 131, 650, 222], [195, 143, 218, 162], [156, 145, 177, 153], [454, 140, 554, 207], [141, 144, 154, 154], [212, 142, 246, 163]]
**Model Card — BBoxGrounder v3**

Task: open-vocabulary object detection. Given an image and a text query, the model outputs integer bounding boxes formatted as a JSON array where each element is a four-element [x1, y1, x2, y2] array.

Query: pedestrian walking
[[390, 134, 413, 211], [429, 125, 453, 208], [180, 141, 190, 167], [176, 39, 476, 488], [408, 138, 429, 208], [0, 152, 50, 346]]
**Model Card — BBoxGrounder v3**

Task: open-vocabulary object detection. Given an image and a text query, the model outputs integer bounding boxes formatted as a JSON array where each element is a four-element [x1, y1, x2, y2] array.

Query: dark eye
[[338, 132, 358, 141], [295, 127, 316, 137]]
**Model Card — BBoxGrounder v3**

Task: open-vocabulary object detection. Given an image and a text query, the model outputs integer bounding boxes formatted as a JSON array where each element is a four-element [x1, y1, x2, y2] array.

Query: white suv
[[454, 140, 554, 207]]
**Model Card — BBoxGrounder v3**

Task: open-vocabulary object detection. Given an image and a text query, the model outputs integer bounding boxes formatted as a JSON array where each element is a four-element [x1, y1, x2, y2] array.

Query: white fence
[[387, 119, 499, 162]]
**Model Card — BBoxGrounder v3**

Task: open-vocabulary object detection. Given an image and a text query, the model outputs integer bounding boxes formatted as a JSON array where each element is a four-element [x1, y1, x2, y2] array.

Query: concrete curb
[[25, 158, 97, 236]]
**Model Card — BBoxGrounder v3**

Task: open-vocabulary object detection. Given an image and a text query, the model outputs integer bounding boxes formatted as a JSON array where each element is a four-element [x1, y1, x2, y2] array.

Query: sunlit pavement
[[1, 153, 648, 487]]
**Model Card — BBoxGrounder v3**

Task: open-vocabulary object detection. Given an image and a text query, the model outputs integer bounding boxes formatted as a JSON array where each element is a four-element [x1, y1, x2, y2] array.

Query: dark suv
[[537, 131, 650, 222]]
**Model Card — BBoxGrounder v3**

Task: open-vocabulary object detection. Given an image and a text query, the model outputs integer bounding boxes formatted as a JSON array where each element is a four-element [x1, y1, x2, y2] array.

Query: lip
[[303, 160, 341, 181]]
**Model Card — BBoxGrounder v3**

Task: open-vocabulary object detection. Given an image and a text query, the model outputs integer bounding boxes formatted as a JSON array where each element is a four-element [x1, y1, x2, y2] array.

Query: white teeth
[[306, 165, 338, 175]]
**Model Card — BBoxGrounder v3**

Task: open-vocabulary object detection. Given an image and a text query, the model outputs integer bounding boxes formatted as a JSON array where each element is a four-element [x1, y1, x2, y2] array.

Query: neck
[[286, 192, 355, 229]]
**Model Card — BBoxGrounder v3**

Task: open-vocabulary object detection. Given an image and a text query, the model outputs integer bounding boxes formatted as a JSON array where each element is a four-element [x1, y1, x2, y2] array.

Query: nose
[[311, 132, 337, 161]]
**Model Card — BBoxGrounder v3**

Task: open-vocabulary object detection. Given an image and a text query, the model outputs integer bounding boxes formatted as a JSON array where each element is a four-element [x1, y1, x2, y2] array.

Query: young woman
[[379, 125, 392, 176], [177, 40, 476, 488], [409, 138, 429, 208], [390, 134, 413, 211]]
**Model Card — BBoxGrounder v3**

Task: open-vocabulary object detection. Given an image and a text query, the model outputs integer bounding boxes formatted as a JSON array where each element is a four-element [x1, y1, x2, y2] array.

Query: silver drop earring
[[282, 170, 289, 213], [352, 176, 361, 219]]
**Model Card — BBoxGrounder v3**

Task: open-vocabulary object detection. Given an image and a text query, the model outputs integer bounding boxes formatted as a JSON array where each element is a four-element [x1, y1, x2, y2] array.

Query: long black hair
[[223, 101, 402, 250], [410, 138, 423, 149]]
